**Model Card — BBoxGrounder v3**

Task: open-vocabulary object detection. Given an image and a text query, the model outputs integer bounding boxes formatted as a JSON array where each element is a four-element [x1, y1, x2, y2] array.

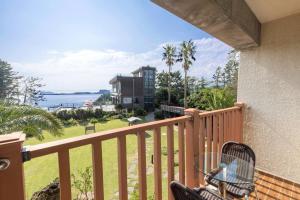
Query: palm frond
[[0, 104, 63, 140]]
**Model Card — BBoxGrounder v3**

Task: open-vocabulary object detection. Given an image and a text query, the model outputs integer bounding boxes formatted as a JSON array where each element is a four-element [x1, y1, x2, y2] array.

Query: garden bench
[[85, 125, 96, 134]]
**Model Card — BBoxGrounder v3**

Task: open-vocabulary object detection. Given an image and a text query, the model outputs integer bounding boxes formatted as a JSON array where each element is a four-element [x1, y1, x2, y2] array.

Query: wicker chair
[[205, 142, 258, 200], [170, 181, 223, 200]]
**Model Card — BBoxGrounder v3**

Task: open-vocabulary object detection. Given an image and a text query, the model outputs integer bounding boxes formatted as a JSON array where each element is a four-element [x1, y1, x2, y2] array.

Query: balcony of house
[[1, 103, 300, 200]]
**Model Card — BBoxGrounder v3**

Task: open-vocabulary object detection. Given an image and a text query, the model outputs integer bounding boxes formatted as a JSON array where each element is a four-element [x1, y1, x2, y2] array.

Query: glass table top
[[198, 153, 255, 185]]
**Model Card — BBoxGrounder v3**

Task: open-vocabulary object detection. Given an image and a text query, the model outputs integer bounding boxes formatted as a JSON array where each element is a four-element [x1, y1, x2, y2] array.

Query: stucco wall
[[238, 13, 300, 183]]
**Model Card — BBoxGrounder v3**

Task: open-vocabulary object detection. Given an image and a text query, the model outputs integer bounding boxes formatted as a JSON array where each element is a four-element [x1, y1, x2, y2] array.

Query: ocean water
[[38, 94, 101, 108]]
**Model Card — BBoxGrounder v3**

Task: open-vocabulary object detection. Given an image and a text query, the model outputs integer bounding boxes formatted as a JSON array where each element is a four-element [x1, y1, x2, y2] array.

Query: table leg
[[219, 182, 227, 199]]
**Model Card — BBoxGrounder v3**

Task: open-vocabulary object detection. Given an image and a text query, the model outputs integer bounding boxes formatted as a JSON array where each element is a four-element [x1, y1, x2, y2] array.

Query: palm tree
[[177, 40, 197, 108], [0, 104, 63, 140], [162, 44, 177, 105]]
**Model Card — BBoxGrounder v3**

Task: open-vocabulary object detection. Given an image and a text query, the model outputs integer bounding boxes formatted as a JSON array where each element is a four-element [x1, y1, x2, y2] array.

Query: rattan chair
[[205, 142, 258, 200], [170, 181, 223, 200]]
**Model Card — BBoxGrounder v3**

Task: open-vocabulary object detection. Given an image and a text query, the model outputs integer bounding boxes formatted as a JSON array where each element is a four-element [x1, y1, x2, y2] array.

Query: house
[[1, 1, 300, 200], [152, 0, 300, 196], [109, 66, 156, 111]]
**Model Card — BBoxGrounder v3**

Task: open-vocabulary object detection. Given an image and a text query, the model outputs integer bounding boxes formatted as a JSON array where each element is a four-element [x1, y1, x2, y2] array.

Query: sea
[[38, 94, 102, 108]]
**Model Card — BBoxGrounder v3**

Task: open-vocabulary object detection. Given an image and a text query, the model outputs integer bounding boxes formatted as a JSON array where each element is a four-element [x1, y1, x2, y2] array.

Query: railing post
[[0, 132, 26, 200], [184, 108, 200, 188], [234, 102, 245, 142]]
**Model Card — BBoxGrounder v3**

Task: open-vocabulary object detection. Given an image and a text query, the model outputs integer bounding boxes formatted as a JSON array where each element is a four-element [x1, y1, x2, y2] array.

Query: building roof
[[132, 66, 156, 74], [109, 75, 132, 84], [109, 75, 143, 84]]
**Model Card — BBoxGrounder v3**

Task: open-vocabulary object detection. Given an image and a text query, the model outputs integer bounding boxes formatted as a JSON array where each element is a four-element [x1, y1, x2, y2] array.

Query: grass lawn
[[24, 119, 179, 200]]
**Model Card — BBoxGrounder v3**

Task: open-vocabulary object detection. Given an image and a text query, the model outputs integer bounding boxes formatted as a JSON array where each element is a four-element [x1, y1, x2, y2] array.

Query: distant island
[[41, 89, 110, 95]]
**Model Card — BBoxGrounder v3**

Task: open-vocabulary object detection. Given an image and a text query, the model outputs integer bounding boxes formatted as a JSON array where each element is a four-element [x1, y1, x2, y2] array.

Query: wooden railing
[[0, 103, 244, 200]]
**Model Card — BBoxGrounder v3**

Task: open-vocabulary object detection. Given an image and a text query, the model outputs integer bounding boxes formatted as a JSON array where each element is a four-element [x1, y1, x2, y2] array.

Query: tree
[[0, 104, 63, 140], [223, 50, 240, 87], [155, 71, 184, 106], [220, 50, 240, 99], [212, 66, 222, 88], [177, 40, 197, 108], [22, 77, 45, 105], [187, 88, 235, 110], [221, 71, 226, 87], [187, 76, 198, 94], [197, 76, 209, 89], [0, 59, 21, 103], [162, 44, 177, 105]]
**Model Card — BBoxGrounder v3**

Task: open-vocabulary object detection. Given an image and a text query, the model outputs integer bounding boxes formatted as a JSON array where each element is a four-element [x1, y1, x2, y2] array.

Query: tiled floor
[[250, 170, 300, 200]]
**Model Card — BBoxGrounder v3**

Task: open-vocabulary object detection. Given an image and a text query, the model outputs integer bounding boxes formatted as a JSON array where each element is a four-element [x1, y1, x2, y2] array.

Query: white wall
[[238, 13, 300, 183]]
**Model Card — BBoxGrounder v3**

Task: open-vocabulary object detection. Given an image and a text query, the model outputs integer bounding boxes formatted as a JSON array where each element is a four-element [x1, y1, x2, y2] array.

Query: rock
[[31, 178, 60, 200]]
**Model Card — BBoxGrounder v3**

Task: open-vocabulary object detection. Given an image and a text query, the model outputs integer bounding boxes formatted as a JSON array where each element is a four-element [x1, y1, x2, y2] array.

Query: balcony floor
[[250, 170, 300, 200]]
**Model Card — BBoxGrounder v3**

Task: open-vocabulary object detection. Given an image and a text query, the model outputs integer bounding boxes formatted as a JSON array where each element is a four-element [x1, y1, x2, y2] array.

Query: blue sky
[[0, 0, 231, 92]]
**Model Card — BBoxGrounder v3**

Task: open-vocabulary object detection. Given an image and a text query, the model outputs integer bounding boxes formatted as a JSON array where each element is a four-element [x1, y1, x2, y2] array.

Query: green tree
[[0, 59, 21, 103], [223, 50, 239, 87], [206, 88, 235, 110], [197, 76, 209, 89], [0, 104, 63, 140], [212, 66, 222, 88], [221, 50, 240, 98], [187, 76, 198, 94], [187, 88, 235, 110], [162, 44, 177, 105], [177, 40, 197, 108], [155, 71, 184, 106], [22, 77, 45, 105]]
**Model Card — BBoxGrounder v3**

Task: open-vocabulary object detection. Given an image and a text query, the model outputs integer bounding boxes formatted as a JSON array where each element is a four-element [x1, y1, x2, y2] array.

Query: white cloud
[[11, 38, 231, 92]]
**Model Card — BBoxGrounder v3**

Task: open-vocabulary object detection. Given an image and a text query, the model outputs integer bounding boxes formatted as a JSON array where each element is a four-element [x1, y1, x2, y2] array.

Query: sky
[[0, 0, 231, 92]]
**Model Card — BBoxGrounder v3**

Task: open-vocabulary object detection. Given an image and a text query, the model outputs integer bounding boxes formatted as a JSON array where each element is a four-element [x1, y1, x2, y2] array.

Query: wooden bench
[[85, 125, 96, 134]]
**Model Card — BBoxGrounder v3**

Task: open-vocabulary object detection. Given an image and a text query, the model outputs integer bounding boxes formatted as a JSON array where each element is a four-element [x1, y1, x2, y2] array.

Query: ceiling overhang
[[245, 0, 300, 23], [152, 0, 261, 50]]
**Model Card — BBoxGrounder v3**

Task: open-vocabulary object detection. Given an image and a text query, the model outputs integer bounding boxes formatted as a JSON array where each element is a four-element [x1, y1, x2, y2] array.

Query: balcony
[[0, 103, 299, 200]]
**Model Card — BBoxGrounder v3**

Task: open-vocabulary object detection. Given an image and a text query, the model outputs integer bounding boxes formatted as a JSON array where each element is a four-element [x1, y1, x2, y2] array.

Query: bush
[[154, 110, 164, 120], [94, 108, 104, 118], [187, 88, 235, 111], [55, 110, 72, 121], [133, 107, 147, 116], [53, 108, 113, 123], [89, 118, 98, 125], [115, 104, 123, 112], [71, 167, 93, 200], [63, 118, 78, 126]]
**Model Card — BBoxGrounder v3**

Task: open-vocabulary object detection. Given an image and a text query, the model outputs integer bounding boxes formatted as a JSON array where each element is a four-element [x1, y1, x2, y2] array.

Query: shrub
[[63, 118, 78, 126], [73, 109, 88, 120], [94, 108, 104, 118], [55, 110, 72, 121], [187, 88, 235, 110], [89, 118, 98, 125], [133, 107, 147, 116], [154, 110, 164, 120], [115, 104, 123, 112], [71, 167, 93, 200], [53, 108, 116, 123]]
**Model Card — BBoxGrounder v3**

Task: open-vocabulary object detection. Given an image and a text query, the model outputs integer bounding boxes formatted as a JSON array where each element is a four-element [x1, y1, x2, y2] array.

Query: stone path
[[110, 127, 180, 200], [111, 132, 154, 200]]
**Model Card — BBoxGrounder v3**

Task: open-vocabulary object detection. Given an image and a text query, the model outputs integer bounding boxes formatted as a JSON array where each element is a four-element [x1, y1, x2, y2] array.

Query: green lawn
[[24, 119, 179, 200]]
